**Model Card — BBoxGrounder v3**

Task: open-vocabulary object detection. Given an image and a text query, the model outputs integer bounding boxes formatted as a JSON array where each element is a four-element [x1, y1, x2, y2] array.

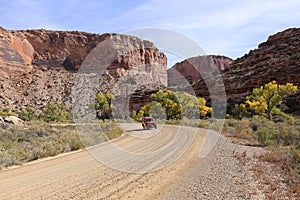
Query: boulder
[[0, 116, 4, 123], [4, 116, 25, 126]]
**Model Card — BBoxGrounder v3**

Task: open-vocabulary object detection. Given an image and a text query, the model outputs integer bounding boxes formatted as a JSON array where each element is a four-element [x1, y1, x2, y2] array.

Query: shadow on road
[[125, 129, 145, 132]]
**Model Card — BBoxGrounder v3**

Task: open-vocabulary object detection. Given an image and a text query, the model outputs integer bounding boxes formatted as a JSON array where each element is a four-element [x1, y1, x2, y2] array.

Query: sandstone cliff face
[[0, 27, 167, 113], [167, 55, 232, 86], [14, 30, 111, 70], [0, 27, 34, 76]]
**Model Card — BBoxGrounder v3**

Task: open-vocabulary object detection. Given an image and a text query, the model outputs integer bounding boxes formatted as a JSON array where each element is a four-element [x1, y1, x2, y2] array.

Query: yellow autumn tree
[[94, 92, 114, 121], [246, 81, 297, 120], [137, 90, 211, 120]]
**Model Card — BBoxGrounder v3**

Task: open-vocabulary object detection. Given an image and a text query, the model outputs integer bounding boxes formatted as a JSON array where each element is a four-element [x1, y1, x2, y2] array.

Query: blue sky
[[1, 0, 299, 66]]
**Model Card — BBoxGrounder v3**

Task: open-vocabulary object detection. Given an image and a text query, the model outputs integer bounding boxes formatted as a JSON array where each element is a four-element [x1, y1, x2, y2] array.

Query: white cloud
[[0, 0, 299, 61]]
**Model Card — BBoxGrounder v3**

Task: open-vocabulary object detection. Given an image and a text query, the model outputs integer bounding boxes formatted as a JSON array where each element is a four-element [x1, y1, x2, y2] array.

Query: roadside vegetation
[[130, 82, 299, 196], [0, 81, 299, 195], [133, 89, 212, 121], [0, 95, 122, 169], [225, 81, 299, 197]]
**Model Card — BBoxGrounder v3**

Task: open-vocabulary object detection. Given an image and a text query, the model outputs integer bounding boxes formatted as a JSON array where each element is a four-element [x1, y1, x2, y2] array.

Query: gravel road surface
[[0, 123, 263, 199]]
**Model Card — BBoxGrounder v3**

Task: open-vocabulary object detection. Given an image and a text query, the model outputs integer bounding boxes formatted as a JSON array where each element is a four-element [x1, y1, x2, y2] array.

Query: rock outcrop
[[224, 28, 300, 100], [4, 116, 25, 126], [0, 27, 167, 114], [167, 55, 232, 86], [0, 27, 34, 76], [190, 28, 300, 114]]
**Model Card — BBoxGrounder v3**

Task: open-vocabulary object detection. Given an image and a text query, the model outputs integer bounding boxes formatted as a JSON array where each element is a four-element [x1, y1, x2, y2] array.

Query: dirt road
[[0, 123, 212, 199]]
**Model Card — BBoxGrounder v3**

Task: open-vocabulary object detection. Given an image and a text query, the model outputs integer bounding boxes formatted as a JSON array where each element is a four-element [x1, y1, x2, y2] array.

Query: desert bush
[[0, 108, 15, 117], [224, 118, 255, 140], [18, 107, 38, 121], [71, 121, 123, 146], [165, 119, 180, 125], [225, 116, 300, 147], [256, 127, 273, 146], [0, 121, 123, 169], [258, 145, 300, 194], [286, 145, 300, 191], [39, 103, 68, 122], [104, 124, 123, 140], [197, 119, 211, 129], [0, 122, 78, 168]]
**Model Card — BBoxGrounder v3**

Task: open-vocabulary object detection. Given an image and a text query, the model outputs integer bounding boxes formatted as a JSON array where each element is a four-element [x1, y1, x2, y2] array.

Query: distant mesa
[[167, 55, 233, 86]]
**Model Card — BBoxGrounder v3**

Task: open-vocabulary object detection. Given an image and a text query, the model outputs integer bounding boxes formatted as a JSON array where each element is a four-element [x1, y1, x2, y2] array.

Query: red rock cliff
[[0, 27, 167, 112]]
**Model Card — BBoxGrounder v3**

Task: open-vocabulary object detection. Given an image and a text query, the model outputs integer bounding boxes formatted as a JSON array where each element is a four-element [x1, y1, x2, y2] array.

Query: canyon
[[0, 26, 299, 115]]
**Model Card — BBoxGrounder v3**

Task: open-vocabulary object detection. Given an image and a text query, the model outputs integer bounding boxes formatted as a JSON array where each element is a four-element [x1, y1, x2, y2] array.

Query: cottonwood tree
[[246, 81, 298, 120], [94, 92, 114, 121], [137, 90, 211, 120]]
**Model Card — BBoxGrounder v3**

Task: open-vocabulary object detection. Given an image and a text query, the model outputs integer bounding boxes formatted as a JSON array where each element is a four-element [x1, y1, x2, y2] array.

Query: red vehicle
[[142, 116, 157, 130]]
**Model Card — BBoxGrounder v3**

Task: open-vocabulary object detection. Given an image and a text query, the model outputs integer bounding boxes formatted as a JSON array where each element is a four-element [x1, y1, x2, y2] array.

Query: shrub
[[0, 108, 15, 117], [104, 124, 123, 140], [256, 127, 273, 146], [286, 145, 300, 186], [18, 107, 38, 121], [0, 122, 87, 168], [40, 103, 68, 122]]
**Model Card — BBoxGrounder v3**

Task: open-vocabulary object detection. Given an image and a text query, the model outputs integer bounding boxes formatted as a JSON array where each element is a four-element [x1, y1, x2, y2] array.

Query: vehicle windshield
[[144, 118, 154, 122]]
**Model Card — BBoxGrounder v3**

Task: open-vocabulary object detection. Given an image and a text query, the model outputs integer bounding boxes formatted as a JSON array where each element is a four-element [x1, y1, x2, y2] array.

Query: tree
[[151, 90, 181, 120], [94, 92, 114, 121], [137, 90, 212, 120], [246, 81, 297, 120], [197, 97, 212, 117], [179, 93, 211, 119], [131, 110, 137, 120]]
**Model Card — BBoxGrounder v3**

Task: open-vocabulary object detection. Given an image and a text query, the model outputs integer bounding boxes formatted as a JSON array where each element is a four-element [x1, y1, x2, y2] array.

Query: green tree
[[94, 92, 114, 121], [40, 103, 67, 122], [151, 90, 181, 120], [246, 81, 298, 120], [136, 109, 144, 121]]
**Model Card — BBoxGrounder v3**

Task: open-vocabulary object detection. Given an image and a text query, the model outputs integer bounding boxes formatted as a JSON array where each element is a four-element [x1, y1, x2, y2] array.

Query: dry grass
[[224, 117, 300, 199], [0, 121, 123, 169], [247, 148, 300, 199]]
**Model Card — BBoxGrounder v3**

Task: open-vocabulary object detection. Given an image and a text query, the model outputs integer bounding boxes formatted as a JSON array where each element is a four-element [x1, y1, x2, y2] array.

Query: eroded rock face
[[167, 55, 232, 86], [224, 28, 300, 100], [0, 27, 167, 114], [0, 27, 34, 76], [167, 28, 300, 114], [191, 28, 300, 114]]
